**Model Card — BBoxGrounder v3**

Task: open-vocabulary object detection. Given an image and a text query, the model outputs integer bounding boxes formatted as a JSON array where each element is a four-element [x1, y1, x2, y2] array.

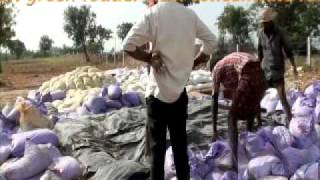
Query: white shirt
[[122, 2, 217, 103]]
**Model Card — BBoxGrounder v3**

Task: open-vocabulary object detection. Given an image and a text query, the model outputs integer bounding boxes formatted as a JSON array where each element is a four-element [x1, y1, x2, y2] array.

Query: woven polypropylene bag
[[11, 129, 59, 157], [291, 161, 320, 180], [305, 81, 320, 98], [260, 89, 279, 114], [48, 156, 82, 180], [271, 126, 294, 151], [0, 146, 11, 164], [205, 140, 232, 169], [241, 132, 274, 159], [247, 155, 286, 179], [2, 141, 52, 180]]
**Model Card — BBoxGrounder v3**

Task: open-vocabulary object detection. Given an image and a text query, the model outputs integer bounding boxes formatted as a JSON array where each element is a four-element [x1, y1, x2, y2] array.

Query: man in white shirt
[[122, 1, 216, 179]]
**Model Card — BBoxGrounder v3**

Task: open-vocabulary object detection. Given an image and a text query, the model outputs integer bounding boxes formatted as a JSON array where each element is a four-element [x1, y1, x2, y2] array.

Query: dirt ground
[[0, 72, 61, 106]]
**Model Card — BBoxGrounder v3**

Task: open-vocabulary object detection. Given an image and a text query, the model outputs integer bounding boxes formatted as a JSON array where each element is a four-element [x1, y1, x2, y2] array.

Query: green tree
[[7, 39, 26, 59], [39, 35, 54, 56], [88, 25, 113, 54], [64, 6, 96, 62], [0, 2, 15, 72], [64, 6, 112, 61], [250, 1, 320, 54], [215, 32, 228, 57], [117, 22, 133, 41], [217, 5, 254, 52]]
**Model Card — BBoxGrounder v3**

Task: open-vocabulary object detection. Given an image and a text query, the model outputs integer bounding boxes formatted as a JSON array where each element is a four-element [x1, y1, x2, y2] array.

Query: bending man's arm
[[212, 71, 220, 141], [258, 37, 264, 62]]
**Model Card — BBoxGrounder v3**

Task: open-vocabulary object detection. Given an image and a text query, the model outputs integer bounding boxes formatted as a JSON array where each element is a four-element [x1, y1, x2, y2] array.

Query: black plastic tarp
[[54, 99, 281, 180]]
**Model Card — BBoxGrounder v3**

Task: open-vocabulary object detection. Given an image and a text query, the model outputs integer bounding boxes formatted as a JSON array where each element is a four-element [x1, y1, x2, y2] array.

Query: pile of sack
[[186, 70, 212, 93], [19, 66, 147, 115], [165, 123, 320, 179], [166, 80, 320, 180], [51, 88, 101, 113], [51, 84, 143, 116], [165, 141, 237, 180], [261, 80, 320, 119], [111, 67, 148, 94], [0, 129, 82, 180], [8, 85, 143, 117], [0, 94, 63, 133], [0, 98, 83, 180], [39, 66, 116, 93], [79, 84, 143, 115], [110, 67, 214, 94], [242, 121, 320, 180]]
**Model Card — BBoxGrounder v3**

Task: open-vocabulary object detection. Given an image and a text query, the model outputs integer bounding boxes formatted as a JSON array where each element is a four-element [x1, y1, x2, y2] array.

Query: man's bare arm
[[125, 47, 152, 63], [212, 91, 219, 141], [125, 47, 166, 73], [193, 52, 210, 69]]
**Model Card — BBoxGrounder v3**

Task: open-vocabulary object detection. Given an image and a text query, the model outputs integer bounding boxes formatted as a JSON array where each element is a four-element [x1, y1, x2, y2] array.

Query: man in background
[[258, 8, 298, 125], [122, 0, 216, 179]]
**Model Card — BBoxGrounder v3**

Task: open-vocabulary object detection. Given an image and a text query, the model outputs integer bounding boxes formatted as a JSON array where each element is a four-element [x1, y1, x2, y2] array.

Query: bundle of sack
[[186, 69, 212, 93], [241, 119, 320, 180], [25, 66, 147, 115], [106, 67, 213, 94], [188, 70, 212, 85], [0, 129, 82, 180], [0, 99, 83, 180], [165, 123, 320, 179], [1, 96, 61, 133], [165, 141, 237, 180], [165, 85, 320, 180], [51, 88, 101, 113], [39, 66, 116, 93], [112, 67, 148, 94], [261, 80, 320, 119], [52, 84, 143, 116]]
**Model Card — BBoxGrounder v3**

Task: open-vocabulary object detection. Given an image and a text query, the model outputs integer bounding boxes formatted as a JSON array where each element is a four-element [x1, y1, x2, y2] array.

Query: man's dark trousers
[[146, 89, 190, 180]]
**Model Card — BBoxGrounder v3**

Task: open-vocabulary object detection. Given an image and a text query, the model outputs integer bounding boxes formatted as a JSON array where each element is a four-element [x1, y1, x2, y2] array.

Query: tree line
[[0, 4, 134, 63], [0, 1, 320, 71]]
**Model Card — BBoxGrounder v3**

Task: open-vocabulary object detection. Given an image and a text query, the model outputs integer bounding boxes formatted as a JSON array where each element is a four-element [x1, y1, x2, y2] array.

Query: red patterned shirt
[[212, 52, 266, 118], [212, 52, 258, 98]]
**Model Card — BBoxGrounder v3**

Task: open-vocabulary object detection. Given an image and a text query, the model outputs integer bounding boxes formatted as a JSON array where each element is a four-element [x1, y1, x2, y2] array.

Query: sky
[[12, 1, 252, 51]]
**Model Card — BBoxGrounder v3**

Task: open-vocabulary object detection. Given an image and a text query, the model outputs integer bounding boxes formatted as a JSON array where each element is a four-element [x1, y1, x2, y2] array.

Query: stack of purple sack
[[0, 129, 82, 180], [81, 84, 142, 115], [165, 141, 236, 180], [290, 95, 318, 149], [27, 90, 66, 115], [276, 89, 302, 112], [164, 122, 320, 180], [0, 90, 66, 132], [260, 80, 320, 116], [245, 123, 320, 179]]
